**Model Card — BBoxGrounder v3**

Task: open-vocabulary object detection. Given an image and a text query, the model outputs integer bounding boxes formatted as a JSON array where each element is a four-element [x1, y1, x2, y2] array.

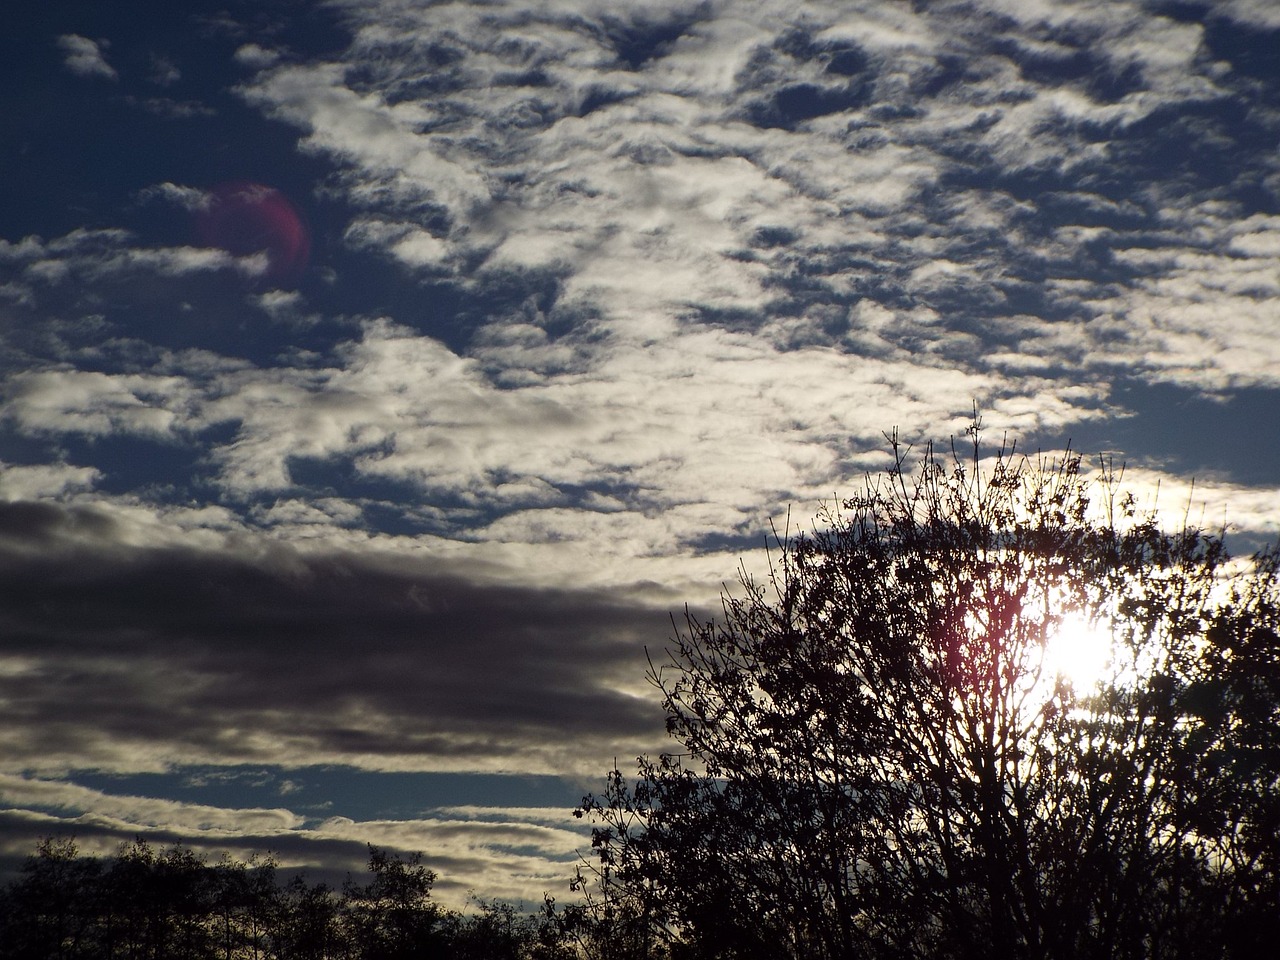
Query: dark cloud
[[0, 500, 669, 774]]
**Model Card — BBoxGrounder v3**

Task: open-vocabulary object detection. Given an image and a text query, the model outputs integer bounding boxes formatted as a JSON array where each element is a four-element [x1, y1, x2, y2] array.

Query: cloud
[[1106, 467, 1280, 541], [0, 500, 671, 779], [1210, 0, 1280, 29], [0, 228, 265, 294], [11, 1, 1276, 556], [0, 778, 591, 907], [180, 316, 1012, 544], [139, 181, 213, 211], [1079, 208, 1280, 391], [344, 218, 451, 269], [234, 43, 283, 70], [0, 462, 101, 501], [149, 55, 181, 86], [4, 369, 198, 439], [0, 773, 303, 835], [232, 0, 1262, 394], [57, 34, 118, 81], [123, 96, 217, 120]]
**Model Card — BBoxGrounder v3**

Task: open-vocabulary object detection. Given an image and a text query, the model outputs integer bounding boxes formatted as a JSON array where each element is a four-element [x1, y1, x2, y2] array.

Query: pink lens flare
[[195, 181, 310, 287]]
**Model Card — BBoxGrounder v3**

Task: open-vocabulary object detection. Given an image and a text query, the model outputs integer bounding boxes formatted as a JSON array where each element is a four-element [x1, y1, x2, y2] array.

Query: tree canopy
[[0, 837, 570, 960], [573, 429, 1280, 960]]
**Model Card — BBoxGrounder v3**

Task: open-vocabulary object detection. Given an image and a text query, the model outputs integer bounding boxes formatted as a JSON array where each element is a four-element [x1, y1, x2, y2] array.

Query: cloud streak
[[0, 500, 671, 778], [0, 779, 587, 906]]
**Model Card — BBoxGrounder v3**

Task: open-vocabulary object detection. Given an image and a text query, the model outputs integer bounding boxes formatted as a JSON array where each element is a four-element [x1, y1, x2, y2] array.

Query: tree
[[99, 839, 219, 960], [276, 875, 346, 960], [574, 427, 1280, 960], [0, 835, 574, 960], [208, 852, 282, 960], [0, 836, 101, 960], [342, 846, 447, 960], [448, 898, 574, 960]]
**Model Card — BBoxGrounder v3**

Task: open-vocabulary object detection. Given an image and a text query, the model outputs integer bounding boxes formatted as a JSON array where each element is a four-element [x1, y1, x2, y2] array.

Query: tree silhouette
[[574, 427, 1280, 960], [0, 836, 101, 960], [0, 838, 574, 960], [343, 847, 445, 960]]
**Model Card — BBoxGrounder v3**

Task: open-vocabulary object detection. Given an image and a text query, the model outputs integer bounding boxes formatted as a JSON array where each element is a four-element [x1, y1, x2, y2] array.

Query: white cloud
[[1076, 204, 1280, 390], [234, 43, 282, 69], [12, 2, 1271, 555], [0, 235, 46, 263], [306, 810, 586, 905], [0, 773, 303, 835], [241, 63, 491, 216], [0, 462, 101, 501], [1213, 0, 1280, 29], [4, 369, 197, 439], [57, 34, 118, 81], [0, 774, 586, 907], [139, 182, 212, 211], [345, 218, 451, 268], [1070, 462, 1280, 543], [179, 313, 1038, 560], [0, 227, 266, 290]]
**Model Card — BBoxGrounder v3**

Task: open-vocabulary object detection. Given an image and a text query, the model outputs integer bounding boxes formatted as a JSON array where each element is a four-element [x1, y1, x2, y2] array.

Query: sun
[[1042, 611, 1115, 691]]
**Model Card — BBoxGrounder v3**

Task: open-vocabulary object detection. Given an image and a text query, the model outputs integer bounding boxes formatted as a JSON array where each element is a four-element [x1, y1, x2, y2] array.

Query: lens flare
[[195, 181, 310, 288]]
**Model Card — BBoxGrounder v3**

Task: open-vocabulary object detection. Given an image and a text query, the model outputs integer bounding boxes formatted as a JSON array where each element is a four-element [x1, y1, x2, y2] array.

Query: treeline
[[0, 836, 583, 960]]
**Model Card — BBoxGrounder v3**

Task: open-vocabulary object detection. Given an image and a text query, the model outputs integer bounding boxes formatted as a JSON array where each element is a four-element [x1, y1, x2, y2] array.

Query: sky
[[2, 0, 1279, 908]]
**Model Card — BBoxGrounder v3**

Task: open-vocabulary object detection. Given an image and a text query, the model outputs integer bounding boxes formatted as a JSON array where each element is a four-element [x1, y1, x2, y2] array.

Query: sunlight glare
[[1043, 611, 1114, 690]]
